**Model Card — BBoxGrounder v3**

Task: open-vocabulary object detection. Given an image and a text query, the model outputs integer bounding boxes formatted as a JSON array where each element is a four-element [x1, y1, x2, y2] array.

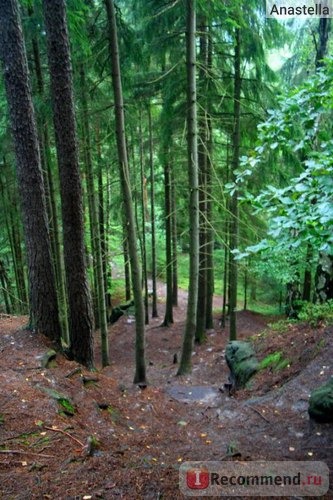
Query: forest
[[0, 0, 332, 498]]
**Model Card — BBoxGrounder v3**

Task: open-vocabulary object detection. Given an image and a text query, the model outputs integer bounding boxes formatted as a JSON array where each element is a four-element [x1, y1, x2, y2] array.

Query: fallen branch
[[44, 426, 84, 448], [246, 405, 270, 423], [0, 449, 54, 458], [65, 367, 82, 378]]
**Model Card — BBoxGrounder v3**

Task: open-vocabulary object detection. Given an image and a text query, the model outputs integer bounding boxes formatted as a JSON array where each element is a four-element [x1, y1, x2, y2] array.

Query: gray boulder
[[225, 340, 259, 389], [308, 377, 333, 423]]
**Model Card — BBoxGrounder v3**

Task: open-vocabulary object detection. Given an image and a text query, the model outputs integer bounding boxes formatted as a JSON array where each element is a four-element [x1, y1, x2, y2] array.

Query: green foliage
[[298, 300, 333, 327], [233, 59, 333, 258], [268, 318, 298, 333], [259, 351, 282, 368], [107, 405, 120, 422], [58, 398, 75, 416], [259, 351, 290, 371]]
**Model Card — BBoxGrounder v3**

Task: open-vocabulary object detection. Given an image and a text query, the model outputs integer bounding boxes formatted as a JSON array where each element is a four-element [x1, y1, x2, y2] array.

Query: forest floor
[[0, 284, 332, 499]]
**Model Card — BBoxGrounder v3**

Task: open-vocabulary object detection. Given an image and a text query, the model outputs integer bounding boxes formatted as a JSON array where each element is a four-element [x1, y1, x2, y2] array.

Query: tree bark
[[29, 5, 68, 341], [139, 106, 149, 325], [43, 0, 94, 367], [205, 28, 214, 330], [171, 168, 178, 307], [80, 65, 109, 366], [178, 0, 199, 375], [0, 0, 61, 343], [228, 28, 241, 341], [162, 153, 174, 326], [105, 0, 146, 385], [148, 102, 158, 318], [195, 18, 208, 345]]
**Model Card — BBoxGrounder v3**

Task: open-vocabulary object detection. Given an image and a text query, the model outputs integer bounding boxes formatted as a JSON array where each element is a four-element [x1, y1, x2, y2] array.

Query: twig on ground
[[0, 449, 54, 458], [44, 426, 84, 448], [246, 405, 270, 423], [65, 367, 82, 378]]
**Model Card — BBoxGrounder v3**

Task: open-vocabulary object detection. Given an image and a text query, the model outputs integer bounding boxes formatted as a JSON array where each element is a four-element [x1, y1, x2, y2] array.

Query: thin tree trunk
[[122, 226, 131, 302], [43, 0, 94, 367], [148, 102, 158, 317], [0, 0, 61, 344], [162, 153, 174, 326], [221, 148, 230, 329], [80, 65, 109, 366], [139, 106, 149, 325], [171, 168, 178, 307], [195, 18, 208, 345], [9, 199, 28, 313], [221, 241, 228, 328], [243, 265, 248, 311], [178, 0, 199, 375], [105, 0, 146, 385], [0, 168, 27, 313], [302, 244, 313, 302], [0, 260, 11, 314], [228, 28, 241, 341], [205, 28, 214, 330], [96, 123, 109, 309]]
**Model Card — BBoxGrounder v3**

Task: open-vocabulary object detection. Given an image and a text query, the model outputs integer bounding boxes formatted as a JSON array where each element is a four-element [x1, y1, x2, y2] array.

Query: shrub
[[298, 300, 333, 328]]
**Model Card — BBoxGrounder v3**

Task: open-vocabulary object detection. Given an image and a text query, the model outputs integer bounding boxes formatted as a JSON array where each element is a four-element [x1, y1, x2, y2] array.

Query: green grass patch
[[267, 318, 298, 334], [58, 398, 75, 416], [259, 351, 290, 371]]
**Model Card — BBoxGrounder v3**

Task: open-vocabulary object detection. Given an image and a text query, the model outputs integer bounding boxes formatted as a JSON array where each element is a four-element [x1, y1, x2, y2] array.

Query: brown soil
[[0, 286, 332, 499]]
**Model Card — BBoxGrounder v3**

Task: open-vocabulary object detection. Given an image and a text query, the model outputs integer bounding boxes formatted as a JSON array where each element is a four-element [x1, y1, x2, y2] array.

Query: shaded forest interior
[[0, 1, 332, 381]]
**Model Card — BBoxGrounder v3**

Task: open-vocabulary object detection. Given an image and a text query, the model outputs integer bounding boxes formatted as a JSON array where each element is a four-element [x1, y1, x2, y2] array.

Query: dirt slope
[[0, 293, 332, 499]]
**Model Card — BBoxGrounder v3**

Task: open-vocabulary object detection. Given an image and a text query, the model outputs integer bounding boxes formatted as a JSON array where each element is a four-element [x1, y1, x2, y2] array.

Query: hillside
[[0, 299, 332, 499]]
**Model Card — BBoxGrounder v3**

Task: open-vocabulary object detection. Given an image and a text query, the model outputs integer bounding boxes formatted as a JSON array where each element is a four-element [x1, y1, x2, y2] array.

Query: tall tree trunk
[[29, 6, 68, 340], [80, 65, 109, 366], [148, 102, 158, 318], [162, 152, 174, 326], [139, 106, 149, 325], [221, 238, 229, 328], [221, 145, 230, 328], [0, 0, 61, 343], [205, 28, 214, 330], [122, 223, 131, 301], [43, 0, 94, 367], [243, 265, 248, 311], [195, 18, 208, 345], [313, 19, 332, 302], [178, 0, 199, 375], [96, 123, 110, 309], [105, 0, 146, 385], [171, 168, 178, 307], [228, 28, 241, 341]]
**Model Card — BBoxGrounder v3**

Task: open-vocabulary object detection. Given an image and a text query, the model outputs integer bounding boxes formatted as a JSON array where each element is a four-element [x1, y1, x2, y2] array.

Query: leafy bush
[[298, 300, 333, 328]]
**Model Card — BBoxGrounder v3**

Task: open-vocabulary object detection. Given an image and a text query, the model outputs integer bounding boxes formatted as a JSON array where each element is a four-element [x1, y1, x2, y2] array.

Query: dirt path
[[0, 283, 332, 498]]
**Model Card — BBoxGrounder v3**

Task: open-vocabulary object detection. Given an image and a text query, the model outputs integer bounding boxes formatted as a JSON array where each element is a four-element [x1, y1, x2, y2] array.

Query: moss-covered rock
[[308, 377, 333, 423], [225, 341, 259, 389]]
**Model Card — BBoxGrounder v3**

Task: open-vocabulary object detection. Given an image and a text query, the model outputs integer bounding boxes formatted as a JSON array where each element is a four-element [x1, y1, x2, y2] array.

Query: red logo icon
[[186, 468, 210, 490]]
